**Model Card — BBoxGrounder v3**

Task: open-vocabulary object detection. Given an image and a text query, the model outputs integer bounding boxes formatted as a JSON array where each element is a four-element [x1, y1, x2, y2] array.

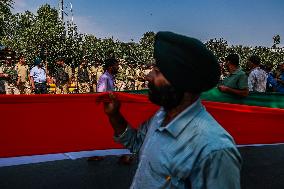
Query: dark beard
[[148, 82, 184, 111]]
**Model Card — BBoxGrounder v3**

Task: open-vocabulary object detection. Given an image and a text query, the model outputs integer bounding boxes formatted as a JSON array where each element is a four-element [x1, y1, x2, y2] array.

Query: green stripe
[[122, 88, 284, 109], [201, 88, 284, 109], [121, 89, 149, 95]]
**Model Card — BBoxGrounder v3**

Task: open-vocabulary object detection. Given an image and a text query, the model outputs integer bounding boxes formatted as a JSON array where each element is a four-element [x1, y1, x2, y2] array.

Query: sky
[[12, 0, 284, 47]]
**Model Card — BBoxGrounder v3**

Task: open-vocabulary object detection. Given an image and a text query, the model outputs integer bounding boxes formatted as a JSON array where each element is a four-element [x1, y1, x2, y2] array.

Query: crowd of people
[[0, 50, 284, 96], [0, 55, 152, 95], [1, 31, 283, 188], [219, 54, 284, 97]]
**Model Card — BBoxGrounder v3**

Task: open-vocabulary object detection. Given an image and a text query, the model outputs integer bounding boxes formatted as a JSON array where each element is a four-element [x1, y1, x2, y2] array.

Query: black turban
[[154, 31, 220, 93]]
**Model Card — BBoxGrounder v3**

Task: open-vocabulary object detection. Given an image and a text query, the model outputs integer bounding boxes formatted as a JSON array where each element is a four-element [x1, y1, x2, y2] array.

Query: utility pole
[[59, 0, 74, 23], [59, 0, 64, 21], [70, 2, 74, 23]]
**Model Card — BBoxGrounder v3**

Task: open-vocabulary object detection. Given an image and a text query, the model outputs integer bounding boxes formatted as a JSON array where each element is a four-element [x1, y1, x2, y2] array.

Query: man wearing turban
[[30, 57, 47, 94], [100, 32, 241, 189]]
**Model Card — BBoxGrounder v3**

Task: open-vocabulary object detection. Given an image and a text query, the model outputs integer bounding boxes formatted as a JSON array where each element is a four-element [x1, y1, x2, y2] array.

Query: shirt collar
[[36, 66, 45, 70], [105, 71, 114, 80], [251, 67, 260, 71], [157, 98, 203, 138]]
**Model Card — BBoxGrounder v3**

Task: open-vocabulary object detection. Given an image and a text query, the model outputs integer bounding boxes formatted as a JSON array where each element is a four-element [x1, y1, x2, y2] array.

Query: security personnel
[[46, 74, 56, 94], [30, 58, 47, 94], [68, 76, 77, 94], [0, 60, 9, 94], [135, 65, 145, 90], [94, 62, 104, 92], [15, 55, 30, 94], [3, 58, 19, 94], [54, 58, 72, 94], [75, 59, 91, 93]]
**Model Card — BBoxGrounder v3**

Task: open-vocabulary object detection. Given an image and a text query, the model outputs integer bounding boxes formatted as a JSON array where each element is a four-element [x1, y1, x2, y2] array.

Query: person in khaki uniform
[[141, 64, 153, 89], [89, 61, 103, 93], [46, 74, 56, 94], [54, 58, 72, 94], [135, 65, 145, 90], [68, 76, 77, 94], [94, 62, 104, 92], [128, 64, 137, 90], [0, 60, 9, 94], [15, 55, 31, 94], [89, 64, 96, 93], [2, 58, 19, 95], [115, 61, 126, 91], [75, 59, 91, 93]]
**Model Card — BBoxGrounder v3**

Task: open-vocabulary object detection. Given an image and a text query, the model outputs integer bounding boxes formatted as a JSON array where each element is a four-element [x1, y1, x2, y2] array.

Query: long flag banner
[[0, 91, 284, 158], [126, 88, 284, 109]]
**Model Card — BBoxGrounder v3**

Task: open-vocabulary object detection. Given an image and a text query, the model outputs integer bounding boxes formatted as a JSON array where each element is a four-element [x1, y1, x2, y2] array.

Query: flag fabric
[[0, 90, 284, 158]]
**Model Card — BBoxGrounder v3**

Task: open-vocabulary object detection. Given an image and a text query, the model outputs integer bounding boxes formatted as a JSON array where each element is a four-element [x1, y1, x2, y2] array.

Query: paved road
[[1, 145, 284, 189]]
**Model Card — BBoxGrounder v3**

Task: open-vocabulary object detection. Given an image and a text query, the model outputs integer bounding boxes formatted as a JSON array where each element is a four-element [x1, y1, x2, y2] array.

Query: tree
[[1, 4, 84, 70], [1, 2, 283, 77], [0, 0, 14, 38], [139, 31, 155, 64], [205, 38, 228, 60]]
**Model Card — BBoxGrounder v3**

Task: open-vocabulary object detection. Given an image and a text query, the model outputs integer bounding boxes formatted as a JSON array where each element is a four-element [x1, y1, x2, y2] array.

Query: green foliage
[[0, 2, 283, 74], [205, 38, 228, 60], [4, 67, 18, 82], [0, 0, 14, 37], [138, 31, 155, 64], [0, 3, 156, 70], [80, 32, 155, 66], [206, 38, 284, 70]]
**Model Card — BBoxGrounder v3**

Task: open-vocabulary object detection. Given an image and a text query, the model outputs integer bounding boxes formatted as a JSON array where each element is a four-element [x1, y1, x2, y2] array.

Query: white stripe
[[0, 154, 68, 167], [0, 149, 131, 167], [237, 142, 284, 147], [2, 143, 284, 167]]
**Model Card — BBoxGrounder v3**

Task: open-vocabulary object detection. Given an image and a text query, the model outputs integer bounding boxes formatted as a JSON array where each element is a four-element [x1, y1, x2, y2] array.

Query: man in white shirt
[[247, 55, 267, 92], [30, 58, 47, 94]]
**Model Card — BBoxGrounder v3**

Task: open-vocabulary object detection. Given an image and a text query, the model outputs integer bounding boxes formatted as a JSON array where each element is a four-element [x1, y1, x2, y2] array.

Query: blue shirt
[[267, 72, 277, 89], [30, 66, 46, 83], [97, 71, 115, 92], [276, 72, 284, 93], [115, 99, 242, 189]]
